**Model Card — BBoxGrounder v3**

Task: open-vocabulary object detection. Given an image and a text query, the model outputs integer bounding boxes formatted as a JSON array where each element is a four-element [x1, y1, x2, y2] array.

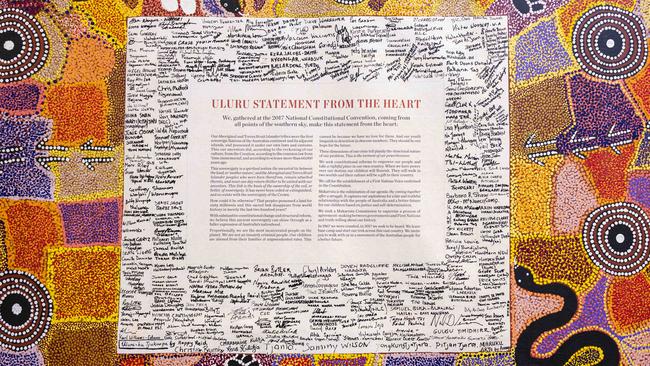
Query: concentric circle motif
[[0, 270, 52, 351], [582, 202, 650, 276], [572, 5, 648, 80], [0, 8, 49, 83]]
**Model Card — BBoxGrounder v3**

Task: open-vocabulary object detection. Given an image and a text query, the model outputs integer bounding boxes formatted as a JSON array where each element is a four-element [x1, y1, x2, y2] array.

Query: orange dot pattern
[[4, 201, 63, 281], [42, 83, 109, 145], [1, 0, 650, 364], [47, 247, 120, 321]]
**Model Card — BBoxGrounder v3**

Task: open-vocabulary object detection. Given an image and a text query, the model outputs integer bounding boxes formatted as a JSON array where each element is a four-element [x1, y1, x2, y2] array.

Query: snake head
[[514, 265, 535, 286], [220, 0, 242, 14]]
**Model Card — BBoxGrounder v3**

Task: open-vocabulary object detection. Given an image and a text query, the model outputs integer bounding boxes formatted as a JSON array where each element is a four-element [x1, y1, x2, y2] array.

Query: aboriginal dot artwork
[[0, 0, 649, 362], [0, 270, 52, 352], [572, 5, 648, 80], [582, 202, 650, 276], [0, 9, 48, 83]]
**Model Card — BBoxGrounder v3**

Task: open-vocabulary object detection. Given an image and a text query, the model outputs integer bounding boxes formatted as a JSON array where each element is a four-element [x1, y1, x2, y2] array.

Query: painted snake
[[514, 265, 621, 366]]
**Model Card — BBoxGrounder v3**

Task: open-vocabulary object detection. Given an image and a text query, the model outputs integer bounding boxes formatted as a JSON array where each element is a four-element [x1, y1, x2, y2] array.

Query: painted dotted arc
[[0, 270, 52, 351], [334, 0, 364, 5], [0, 8, 49, 83], [572, 5, 648, 80], [582, 202, 650, 276]]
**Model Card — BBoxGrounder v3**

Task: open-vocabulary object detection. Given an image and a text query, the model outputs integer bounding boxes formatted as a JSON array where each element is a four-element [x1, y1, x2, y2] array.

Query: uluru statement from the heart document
[[118, 16, 510, 354]]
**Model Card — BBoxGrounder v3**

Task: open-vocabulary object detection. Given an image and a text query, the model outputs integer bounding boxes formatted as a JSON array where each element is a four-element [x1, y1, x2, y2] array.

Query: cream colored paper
[[186, 80, 445, 264], [119, 16, 510, 354]]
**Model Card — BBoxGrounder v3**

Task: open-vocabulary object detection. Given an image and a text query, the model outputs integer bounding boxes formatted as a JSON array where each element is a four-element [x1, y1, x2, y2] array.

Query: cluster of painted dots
[[0, 143, 26, 168], [0, 9, 49, 83], [334, 0, 365, 5], [582, 202, 650, 276], [572, 5, 648, 80], [0, 0, 650, 364], [0, 157, 26, 165], [0, 270, 52, 352], [0, 147, 22, 153], [80, 138, 114, 151], [36, 139, 68, 152], [81, 157, 114, 171], [35, 156, 70, 170], [0, 141, 26, 173]]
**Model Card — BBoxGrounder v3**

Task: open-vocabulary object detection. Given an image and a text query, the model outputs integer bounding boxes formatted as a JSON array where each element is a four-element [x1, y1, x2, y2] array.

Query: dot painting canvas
[[0, 0, 648, 364]]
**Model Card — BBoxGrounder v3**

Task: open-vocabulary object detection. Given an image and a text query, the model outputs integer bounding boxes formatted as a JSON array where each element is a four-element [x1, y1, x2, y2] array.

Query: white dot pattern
[[582, 202, 650, 276], [572, 5, 647, 80]]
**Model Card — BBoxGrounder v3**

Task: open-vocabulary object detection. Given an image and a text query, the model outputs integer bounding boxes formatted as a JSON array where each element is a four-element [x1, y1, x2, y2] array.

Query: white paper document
[[119, 16, 510, 354]]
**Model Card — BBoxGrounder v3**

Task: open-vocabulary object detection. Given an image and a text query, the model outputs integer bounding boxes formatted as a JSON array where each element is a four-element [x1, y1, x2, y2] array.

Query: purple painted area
[[197, 354, 275, 366], [384, 355, 455, 366], [557, 73, 646, 154], [486, 0, 569, 37], [59, 200, 121, 245], [0, 348, 44, 366], [253, 0, 265, 11], [457, 353, 513, 366], [629, 176, 650, 209], [635, 131, 650, 167], [321, 358, 367, 366], [536, 276, 614, 354], [196, 354, 232, 366], [514, 19, 573, 82], [0, 115, 53, 199], [0, 83, 41, 113], [203, 0, 224, 15]]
